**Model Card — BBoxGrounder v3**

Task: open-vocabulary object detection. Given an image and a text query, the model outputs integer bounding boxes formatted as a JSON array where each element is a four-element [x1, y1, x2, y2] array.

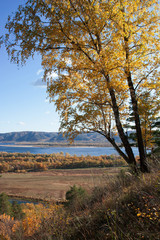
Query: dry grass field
[[0, 167, 122, 201]]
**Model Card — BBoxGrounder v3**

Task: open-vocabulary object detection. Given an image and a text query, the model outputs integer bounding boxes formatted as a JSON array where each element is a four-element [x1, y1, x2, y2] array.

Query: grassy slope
[[61, 151, 160, 240], [1, 151, 160, 240]]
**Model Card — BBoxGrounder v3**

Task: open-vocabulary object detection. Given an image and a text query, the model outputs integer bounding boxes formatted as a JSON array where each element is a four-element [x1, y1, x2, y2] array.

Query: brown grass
[[0, 167, 122, 201]]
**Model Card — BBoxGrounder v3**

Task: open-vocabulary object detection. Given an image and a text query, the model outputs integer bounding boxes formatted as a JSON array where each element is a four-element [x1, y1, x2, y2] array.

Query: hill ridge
[[0, 131, 118, 143]]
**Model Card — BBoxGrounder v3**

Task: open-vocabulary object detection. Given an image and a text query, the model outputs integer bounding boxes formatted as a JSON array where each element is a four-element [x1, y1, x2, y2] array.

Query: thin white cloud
[[18, 121, 25, 126], [33, 78, 47, 88], [33, 71, 58, 88], [37, 69, 44, 75], [45, 111, 51, 115]]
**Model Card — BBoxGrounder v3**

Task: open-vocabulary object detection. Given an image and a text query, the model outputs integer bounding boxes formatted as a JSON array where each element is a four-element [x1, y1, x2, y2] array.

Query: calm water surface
[[0, 144, 140, 156]]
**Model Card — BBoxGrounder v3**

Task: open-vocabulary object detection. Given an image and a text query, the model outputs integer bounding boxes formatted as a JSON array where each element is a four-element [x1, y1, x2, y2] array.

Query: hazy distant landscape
[[0, 131, 120, 147]]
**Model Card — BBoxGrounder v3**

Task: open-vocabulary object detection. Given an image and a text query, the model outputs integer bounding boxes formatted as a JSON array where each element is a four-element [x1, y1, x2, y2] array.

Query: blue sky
[[0, 0, 60, 133]]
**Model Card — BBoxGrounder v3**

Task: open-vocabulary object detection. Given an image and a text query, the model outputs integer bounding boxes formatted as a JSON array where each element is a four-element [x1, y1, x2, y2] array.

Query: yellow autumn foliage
[[3, 0, 160, 171], [22, 203, 64, 236]]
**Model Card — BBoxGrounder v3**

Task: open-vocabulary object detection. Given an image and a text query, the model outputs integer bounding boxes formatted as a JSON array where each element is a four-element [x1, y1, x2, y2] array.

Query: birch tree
[[3, 0, 160, 172]]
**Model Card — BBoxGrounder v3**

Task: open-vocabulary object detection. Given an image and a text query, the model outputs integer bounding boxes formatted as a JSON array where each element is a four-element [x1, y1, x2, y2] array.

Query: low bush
[[65, 185, 88, 211]]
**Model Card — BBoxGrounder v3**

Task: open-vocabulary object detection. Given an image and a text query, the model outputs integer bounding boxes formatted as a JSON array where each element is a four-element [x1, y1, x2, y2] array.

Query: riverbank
[[0, 142, 113, 148]]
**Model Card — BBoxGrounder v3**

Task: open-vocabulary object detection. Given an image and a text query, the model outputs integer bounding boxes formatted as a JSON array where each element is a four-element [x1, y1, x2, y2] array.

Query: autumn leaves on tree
[[3, 0, 160, 172]]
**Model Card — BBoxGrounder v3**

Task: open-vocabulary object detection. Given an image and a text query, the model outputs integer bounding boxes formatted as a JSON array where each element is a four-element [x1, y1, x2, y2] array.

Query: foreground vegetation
[[0, 152, 127, 173], [0, 151, 159, 240]]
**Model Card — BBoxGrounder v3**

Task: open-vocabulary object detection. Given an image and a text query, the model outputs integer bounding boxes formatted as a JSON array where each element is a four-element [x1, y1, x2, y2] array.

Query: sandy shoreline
[[0, 144, 34, 148], [0, 142, 112, 148], [0, 145, 95, 148]]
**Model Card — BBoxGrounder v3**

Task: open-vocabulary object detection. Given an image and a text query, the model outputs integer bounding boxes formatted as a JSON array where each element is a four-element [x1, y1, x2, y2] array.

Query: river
[[0, 144, 140, 156]]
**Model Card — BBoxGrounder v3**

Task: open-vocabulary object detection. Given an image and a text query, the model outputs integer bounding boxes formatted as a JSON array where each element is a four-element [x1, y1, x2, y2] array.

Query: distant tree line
[[0, 152, 127, 173]]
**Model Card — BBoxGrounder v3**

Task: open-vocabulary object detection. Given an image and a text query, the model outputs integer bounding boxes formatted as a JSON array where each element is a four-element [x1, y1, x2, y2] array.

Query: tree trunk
[[124, 37, 150, 173], [107, 136, 134, 164], [126, 72, 150, 172], [103, 73, 137, 170]]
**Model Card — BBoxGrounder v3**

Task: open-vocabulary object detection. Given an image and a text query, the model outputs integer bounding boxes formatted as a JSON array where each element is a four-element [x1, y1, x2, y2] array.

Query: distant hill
[[0, 131, 120, 144]]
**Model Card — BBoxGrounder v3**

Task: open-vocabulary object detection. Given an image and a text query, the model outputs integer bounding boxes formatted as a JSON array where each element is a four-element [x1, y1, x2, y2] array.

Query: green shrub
[[0, 193, 24, 220], [11, 201, 24, 220], [65, 185, 88, 210], [0, 192, 12, 215]]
